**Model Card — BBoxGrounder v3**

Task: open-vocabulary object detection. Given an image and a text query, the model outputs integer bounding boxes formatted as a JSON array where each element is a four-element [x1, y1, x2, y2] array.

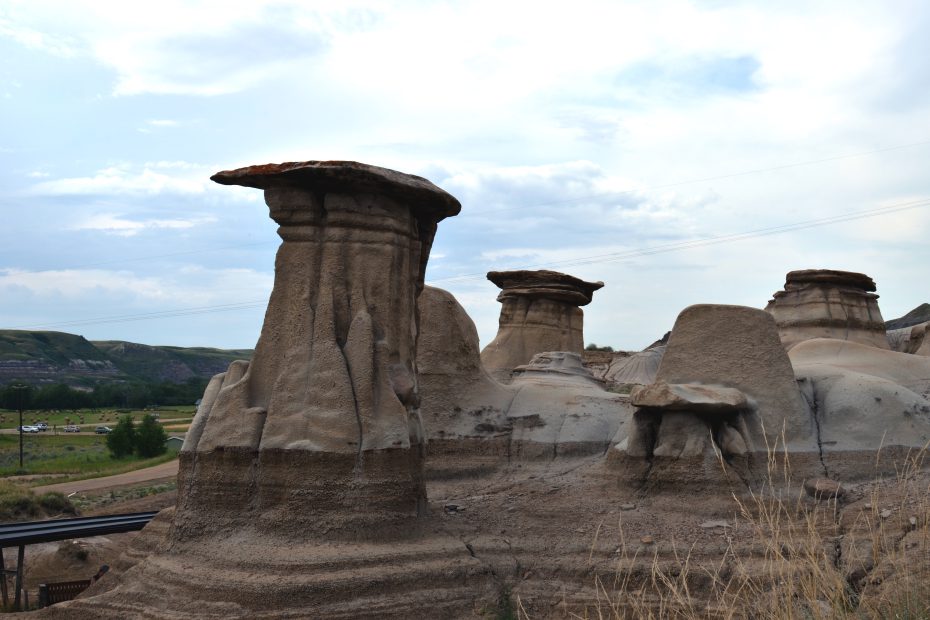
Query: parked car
[[63, 425, 81, 433], [95, 426, 112, 434], [19, 425, 39, 433], [36, 422, 48, 431]]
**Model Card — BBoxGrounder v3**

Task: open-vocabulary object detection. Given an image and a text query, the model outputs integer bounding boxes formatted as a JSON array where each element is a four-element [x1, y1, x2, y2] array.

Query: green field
[[0, 406, 196, 431], [0, 432, 177, 479]]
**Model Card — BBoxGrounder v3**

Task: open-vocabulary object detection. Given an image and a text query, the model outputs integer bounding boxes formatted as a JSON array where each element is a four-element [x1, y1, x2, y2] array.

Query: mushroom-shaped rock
[[480, 270, 603, 381], [613, 304, 818, 489], [765, 269, 889, 350], [178, 160, 459, 536]]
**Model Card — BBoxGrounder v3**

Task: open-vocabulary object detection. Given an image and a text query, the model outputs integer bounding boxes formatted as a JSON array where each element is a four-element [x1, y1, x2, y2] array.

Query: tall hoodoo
[[480, 269, 603, 380], [179, 160, 460, 535], [765, 269, 889, 350]]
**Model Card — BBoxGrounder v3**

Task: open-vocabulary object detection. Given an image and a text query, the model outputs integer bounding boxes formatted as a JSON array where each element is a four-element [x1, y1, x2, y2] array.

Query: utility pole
[[11, 384, 28, 469]]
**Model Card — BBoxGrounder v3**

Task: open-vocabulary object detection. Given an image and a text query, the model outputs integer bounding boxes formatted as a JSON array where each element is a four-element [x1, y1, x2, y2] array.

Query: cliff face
[[0, 330, 252, 385]]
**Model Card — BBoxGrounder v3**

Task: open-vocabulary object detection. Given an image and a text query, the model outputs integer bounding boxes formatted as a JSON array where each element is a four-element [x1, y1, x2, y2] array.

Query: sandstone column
[[178, 161, 460, 538], [480, 269, 603, 380], [765, 269, 889, 350]]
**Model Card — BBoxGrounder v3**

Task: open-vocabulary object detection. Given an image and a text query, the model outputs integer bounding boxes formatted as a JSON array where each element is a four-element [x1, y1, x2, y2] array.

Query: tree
[[134, 414, 167, 458], [106, 414, 136, 458]]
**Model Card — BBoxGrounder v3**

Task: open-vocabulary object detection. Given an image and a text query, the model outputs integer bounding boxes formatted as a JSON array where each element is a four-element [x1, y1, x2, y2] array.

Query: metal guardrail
[[0, 511, 158, 610]]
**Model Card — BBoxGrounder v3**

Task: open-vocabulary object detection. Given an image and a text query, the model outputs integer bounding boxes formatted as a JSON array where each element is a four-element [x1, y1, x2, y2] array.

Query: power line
[[8, 300, 269, 331], [428, 197, 930, 284], [461, 138, 930, 217], [7, 242, 275, 276]]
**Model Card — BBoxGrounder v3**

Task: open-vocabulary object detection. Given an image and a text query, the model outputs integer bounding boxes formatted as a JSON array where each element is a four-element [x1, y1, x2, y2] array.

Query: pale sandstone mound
[[417, 286, 515, 446], [613, 304, 818, 487], [480, 269, 603, 381], [766, 269, 889, 350], [506, 351, 632, 457], [789, 338, 930, 477], [603, 345, 665, 386]]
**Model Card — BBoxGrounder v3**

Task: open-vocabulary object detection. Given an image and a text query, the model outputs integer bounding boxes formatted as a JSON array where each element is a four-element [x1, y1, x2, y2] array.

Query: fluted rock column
[[480, 269, 603, 380], [765, 269, 889, 350], [178, 161, 460, 539]]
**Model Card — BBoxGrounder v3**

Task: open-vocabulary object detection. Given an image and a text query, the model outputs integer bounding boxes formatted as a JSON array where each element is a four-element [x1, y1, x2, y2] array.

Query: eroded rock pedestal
[[177, 161, 460, 537], [765, 269, 890, 350], [43, 161, 462, 618], [480, 269, 603, 381]]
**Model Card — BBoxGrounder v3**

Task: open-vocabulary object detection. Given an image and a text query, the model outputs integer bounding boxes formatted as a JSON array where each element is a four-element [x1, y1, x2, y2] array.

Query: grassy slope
[[0, 331, 110, 364], [0, 329, 252, 383], [92, 340, 252, 381]]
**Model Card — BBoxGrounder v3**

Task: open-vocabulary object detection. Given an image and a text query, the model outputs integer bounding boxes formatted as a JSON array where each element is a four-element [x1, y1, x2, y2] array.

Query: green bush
[[106, 414, 136, 458], [135, 414, 167, 458], [38, 492, 76, 515]]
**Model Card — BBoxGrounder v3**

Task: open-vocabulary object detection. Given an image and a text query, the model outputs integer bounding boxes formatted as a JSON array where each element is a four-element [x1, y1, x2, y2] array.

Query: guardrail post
[[13, 545, 23, 610], [0, 547, 7, 608]]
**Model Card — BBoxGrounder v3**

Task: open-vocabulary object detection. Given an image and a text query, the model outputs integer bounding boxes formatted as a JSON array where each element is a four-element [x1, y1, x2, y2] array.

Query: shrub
[[106, 414, 136, 458], [135, 413, 167, 458], [38, 492, 76, 516]]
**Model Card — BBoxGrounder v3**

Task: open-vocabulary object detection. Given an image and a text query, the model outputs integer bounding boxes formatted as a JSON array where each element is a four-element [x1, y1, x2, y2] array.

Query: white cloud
[[73, 213, 218, 237], [0, 16, 77, 57], [30, 163, 210, 196], [0, 266, 273, 307]]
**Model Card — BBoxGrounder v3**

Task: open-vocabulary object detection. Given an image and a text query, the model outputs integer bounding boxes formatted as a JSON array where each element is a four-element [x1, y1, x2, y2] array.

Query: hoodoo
[[765, 269, 890, 350], [480, 269, 603, 381], [42, 160, 461, 618]]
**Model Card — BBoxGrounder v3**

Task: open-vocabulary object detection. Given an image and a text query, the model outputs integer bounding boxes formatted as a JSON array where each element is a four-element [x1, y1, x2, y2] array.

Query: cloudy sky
[[1, 0, 928, 350]]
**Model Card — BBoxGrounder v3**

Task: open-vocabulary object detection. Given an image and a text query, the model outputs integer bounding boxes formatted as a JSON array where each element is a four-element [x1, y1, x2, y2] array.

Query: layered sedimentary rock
[[177, 160, 459, 534], [765, 269, 889, 350], [45, 161, 460, 618], [480, 269, 603, 380], [613, 304, 818, 486]]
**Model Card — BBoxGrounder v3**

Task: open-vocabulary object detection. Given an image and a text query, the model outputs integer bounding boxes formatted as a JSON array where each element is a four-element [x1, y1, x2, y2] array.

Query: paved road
[[31, 459, 180, 496]]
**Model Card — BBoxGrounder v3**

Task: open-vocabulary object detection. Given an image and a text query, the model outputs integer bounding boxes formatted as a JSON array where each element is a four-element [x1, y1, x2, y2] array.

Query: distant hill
[[0, 330, 252, 386], [885, 303, 930, 331]]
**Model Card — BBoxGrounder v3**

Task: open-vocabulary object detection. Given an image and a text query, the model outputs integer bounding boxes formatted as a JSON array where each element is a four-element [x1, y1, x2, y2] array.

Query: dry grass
[[559, 444, 930, 620]]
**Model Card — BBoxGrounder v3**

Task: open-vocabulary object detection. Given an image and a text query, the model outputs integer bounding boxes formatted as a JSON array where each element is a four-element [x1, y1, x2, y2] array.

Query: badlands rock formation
[[790, 338, 930, 477], [613, 304, 819, 486], [418, 285, 630, 466], [602, 345, 665, 386], [480, 269, 603, 381], [765, 269, 890, 350], [41, 160, 461, 618], [887, 320, 930, 356], [416, 285, 514, 456]]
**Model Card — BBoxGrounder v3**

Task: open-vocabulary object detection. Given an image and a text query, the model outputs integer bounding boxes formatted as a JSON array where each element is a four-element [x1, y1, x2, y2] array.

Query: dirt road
[[31, 459, 179, 495]]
